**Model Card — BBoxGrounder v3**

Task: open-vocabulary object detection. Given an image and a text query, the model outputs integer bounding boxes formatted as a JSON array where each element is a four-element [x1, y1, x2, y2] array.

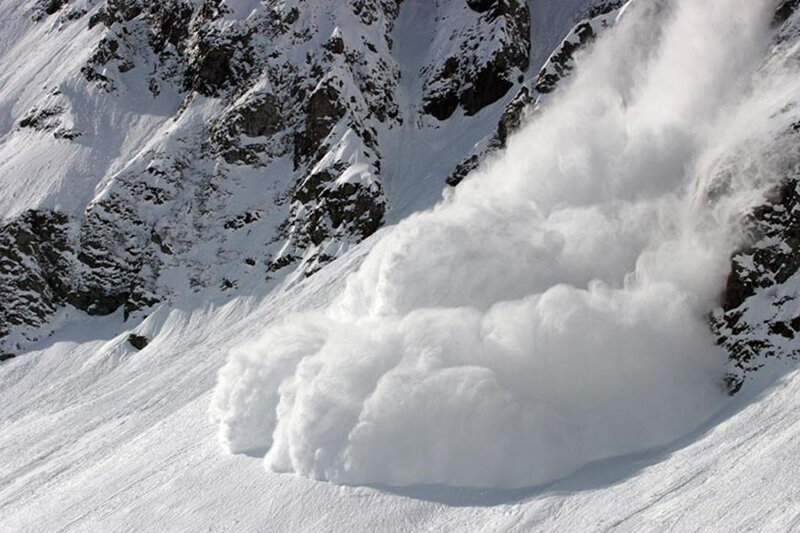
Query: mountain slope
[[2, 0, 800, 530], [0, 0, 599, 359], [0, 246, 799, 532]]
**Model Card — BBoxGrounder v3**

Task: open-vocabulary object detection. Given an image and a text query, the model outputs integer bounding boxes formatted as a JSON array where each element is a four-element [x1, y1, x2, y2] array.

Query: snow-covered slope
[[209, 0, 800, 490], [3, 0, 800, 530], [1, 248, 799, 532]]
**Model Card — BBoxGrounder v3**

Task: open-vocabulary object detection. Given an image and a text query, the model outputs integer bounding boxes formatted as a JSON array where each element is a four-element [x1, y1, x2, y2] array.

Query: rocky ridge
[[448, 0, 626, 185], [0, 0, 588, 357]]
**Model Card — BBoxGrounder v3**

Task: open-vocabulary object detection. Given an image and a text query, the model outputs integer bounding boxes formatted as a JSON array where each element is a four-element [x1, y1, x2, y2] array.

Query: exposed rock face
[[18, 88, 82, 141], [19, 106, 63, 131], [707, 4, 800, 393], [712, 174, 800, 393], [422, 0, 531, 120], [279, 165, 386, 274], [775, 0, 800, 27], [533, 3, 623, 97], [13, 0, 800, 399], [0, 211, 73, 357], [0, 204, 160, 356], [584, 0, 627, 18], [32, 0, 70, 20], [1, 0, 407, 356], [212, 93, 285, 165], [81, 0, 238, 94], [449, 3, 625, 186], [535, 21, 596, 94], [75, 0, 404, 279], [1, 0, 623, 358], [447, 0, 800, 397], [448, 86, 533, 186], [127, 333, 150, 350], [293, 83, 348, 168], [4, 0, 799, 399]]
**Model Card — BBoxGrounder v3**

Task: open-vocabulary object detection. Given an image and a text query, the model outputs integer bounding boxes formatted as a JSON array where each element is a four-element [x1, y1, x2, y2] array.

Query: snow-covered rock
[[709, 2, 800, 392], [449, 1, 629, 185], [0, 0, 610, 359]]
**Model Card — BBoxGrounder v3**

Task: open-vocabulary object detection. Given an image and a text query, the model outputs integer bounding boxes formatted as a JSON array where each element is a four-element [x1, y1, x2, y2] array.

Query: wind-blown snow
[[212, 0, 799, 489]]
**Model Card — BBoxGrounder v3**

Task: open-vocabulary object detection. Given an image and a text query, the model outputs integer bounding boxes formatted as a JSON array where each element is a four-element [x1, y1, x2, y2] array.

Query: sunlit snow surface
[[4, 0, 800, 530], [2, 241, 800, 532], [212, 0, 800, 488]]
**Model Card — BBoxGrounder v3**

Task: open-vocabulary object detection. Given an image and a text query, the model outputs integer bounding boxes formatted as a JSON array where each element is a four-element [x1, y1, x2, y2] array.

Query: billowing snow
[[211, 0, 798, 489]]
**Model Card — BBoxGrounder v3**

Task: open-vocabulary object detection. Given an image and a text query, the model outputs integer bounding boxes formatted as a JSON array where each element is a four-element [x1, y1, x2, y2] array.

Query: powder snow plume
[[211, 0, 800, 488]]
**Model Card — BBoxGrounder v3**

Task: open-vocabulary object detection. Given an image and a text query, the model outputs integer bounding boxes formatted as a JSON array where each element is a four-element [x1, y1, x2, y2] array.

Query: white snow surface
[[2, 240, 800, 532], [0, 0, 187, 219]]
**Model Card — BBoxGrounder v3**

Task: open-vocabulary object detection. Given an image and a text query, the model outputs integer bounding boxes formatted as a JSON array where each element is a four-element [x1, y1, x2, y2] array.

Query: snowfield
[[1, 246, 799, 532]]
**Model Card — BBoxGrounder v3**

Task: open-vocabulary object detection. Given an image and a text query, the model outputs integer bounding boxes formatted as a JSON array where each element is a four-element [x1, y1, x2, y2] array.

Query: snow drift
[[211, 0, 798, 488]]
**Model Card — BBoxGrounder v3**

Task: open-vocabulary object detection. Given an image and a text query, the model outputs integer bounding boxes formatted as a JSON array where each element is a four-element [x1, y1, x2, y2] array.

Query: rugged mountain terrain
[[1, 0, 797, 390], [2, 0, 800, 530], [0, 0, 615, 359], [709, 1, 800, 391]]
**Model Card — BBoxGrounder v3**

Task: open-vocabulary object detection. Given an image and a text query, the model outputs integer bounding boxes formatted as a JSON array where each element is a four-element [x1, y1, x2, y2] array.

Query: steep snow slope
[[0, 247, 799, 532]]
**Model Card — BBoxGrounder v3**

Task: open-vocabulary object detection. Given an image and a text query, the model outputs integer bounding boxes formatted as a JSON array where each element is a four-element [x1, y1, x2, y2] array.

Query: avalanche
[[211, 0, 800, 489], [2, 0, 800, 530]]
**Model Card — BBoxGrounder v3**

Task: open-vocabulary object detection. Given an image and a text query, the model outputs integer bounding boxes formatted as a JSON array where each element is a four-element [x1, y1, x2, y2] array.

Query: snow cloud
[[212, 0, 798, 488]]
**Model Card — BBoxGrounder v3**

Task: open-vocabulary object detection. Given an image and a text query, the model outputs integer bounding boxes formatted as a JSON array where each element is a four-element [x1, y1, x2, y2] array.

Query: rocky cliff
[[0, 0, 592, 357]]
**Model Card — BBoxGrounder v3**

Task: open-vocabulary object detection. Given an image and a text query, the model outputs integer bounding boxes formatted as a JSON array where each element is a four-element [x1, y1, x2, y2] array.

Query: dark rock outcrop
[[712, 175, 800, 393], [6, 0, 632, 360], [273, 166, 386, 273], [128, 333, 150, 350], [293, 83, 347, 168], [448, 4, 624, 186], [0, 211, 73, 352], [448, 86, 533, 186], [32, 0, 68, 20], [212, 93, 285, 165], [19, 106, 63, 131], [0, 205, 161, 355], [422, 0, 530, 120], [535, 22, 596, 94], [775, 0, 800, 27]]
